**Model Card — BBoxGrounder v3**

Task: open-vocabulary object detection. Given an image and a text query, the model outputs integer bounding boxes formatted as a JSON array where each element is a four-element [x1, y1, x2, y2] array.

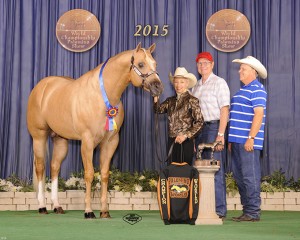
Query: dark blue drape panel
[[1, 0, 299, 180]]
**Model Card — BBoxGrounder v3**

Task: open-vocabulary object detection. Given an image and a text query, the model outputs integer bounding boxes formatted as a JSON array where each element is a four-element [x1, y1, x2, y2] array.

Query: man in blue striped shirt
[[228, 56, 267, 222]]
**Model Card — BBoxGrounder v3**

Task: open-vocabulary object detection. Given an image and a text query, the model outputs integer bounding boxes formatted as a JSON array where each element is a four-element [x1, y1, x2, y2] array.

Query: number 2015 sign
[[134, 25, 169, 37]]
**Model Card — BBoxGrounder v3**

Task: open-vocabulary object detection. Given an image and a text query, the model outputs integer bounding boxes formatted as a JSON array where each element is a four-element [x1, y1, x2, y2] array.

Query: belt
[[204, 120, 220, 124]]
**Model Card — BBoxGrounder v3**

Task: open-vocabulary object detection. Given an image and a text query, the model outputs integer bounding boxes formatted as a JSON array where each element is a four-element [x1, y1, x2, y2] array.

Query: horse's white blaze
[[37, 181, 45, 208], [51, 178, 59, 207]]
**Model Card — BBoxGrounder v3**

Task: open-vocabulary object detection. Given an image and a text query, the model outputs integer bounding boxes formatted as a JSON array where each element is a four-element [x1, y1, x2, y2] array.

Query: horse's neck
[[103, 52, 132, 105], [86, 51, 132, 106]]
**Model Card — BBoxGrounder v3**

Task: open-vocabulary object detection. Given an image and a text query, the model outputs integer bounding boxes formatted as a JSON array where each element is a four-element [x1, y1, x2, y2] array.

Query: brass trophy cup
[[194, 142, 223, 225]]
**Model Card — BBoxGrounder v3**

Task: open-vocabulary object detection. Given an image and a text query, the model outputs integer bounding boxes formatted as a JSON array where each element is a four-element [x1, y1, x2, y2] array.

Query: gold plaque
[[206, 9, 251, 52], [56, 9, 101, 52]]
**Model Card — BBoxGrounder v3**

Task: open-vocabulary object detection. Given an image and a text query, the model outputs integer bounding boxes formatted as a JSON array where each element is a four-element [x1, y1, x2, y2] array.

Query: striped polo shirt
[[228, 79, 267, 150]]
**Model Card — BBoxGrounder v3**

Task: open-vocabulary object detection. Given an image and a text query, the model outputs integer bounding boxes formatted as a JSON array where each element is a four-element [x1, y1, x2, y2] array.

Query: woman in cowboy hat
[[154, 67, 204, 165]]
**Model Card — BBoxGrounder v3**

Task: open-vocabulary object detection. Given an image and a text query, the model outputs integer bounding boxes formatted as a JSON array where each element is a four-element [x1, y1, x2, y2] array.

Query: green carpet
[[0, 210, 300, 240]]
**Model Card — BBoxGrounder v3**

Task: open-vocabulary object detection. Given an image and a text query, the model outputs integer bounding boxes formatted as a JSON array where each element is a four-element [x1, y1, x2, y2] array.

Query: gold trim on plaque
[[56, 9, 101, 52], [206, 9, 251, 52]]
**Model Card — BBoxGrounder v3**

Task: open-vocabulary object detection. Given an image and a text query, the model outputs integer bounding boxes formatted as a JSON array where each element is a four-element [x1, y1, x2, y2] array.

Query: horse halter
[[130, 54, 159, 89]]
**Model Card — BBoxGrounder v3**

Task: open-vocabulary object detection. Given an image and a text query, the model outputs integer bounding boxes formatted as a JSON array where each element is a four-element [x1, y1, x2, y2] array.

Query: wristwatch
[[217, 132, 224, 137], [248, 136, 255, 139]]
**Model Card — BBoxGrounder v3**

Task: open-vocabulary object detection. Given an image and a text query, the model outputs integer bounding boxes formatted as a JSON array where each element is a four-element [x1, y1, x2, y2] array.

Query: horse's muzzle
[[149, 80, 164, 97]]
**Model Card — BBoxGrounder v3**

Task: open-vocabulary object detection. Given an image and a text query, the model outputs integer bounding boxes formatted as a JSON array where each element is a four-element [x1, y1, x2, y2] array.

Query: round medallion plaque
[[206, 9, 251, 52], [56, 9, 101, 52]]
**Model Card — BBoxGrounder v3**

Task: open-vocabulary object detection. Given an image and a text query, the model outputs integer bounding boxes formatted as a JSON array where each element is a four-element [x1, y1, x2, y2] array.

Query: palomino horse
[[27, 43, 163, 218]]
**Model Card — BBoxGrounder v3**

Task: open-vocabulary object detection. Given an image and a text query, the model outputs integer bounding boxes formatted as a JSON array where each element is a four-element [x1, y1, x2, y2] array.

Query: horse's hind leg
[[51, 136, 68, 214], [32, 130, 48, 214], [99, 133, 120, 218]]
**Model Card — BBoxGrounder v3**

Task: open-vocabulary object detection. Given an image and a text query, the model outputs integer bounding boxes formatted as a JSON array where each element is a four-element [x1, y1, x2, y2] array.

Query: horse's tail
[[33, 156, 37, 192], [33, 143, 49, 194]]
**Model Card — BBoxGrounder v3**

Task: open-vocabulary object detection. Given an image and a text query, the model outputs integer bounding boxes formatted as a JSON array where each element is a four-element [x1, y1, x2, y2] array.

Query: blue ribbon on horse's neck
[[99, 59, 119, 131]]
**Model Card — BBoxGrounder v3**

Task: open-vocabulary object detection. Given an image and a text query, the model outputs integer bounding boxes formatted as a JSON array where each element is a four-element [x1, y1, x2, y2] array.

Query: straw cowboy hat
[[232, 56, 268, 79], [169, 67, 197, 89]]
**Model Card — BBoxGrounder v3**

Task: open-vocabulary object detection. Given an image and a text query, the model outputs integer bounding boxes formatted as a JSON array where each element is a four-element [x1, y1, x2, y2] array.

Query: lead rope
[[154, 98, 166, 163], [154, 124, 185, 164]]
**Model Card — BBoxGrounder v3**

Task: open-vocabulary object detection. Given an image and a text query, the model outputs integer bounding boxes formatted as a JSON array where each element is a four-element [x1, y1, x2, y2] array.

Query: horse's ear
[[135, 42, 142, 52], [148, 43, 156, 53]]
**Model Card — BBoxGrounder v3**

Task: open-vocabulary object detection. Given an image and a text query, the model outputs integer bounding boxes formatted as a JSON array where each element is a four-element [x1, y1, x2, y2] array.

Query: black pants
[[167, 137, 194, 165]]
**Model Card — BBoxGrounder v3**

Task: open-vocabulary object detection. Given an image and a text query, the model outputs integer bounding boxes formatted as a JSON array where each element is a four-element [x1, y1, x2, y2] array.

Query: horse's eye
[[138, 62, 144, 68]]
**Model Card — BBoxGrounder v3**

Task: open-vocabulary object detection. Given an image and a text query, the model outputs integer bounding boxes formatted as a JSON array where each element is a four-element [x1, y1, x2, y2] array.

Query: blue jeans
[[231, 143, 261, 219], [195, 122, 227, 217]]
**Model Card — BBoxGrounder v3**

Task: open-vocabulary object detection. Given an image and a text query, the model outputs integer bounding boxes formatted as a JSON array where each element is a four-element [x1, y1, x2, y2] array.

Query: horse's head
[[130, 43, 164, 97]]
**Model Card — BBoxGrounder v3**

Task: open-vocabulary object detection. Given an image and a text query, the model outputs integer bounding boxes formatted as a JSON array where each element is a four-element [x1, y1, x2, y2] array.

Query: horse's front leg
[[81, 137, 96, 219], [99, 133, 120, 218]]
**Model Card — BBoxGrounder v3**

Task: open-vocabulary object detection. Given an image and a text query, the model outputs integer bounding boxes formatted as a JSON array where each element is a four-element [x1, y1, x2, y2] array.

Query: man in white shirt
[[192, 52, 230, 219]]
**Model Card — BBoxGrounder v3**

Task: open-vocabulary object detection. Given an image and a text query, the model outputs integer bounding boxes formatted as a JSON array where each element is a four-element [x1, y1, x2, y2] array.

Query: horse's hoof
[[38, 207, 48, 214], [100, 211, 111, 218], [54, 207, 65, 214], [84, 212, 96, 219]]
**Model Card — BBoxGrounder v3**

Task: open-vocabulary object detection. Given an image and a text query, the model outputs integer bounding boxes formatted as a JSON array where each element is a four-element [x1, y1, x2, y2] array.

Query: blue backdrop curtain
[[0, 0, 299, 181]]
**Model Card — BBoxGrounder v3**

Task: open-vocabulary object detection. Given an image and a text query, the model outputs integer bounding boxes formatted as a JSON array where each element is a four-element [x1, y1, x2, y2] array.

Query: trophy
[[196, 141, 222, 165]]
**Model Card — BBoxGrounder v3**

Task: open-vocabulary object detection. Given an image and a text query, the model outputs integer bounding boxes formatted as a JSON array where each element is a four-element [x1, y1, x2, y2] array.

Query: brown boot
[[232, 214, 245, 221], [234, 215, 260, 222]]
